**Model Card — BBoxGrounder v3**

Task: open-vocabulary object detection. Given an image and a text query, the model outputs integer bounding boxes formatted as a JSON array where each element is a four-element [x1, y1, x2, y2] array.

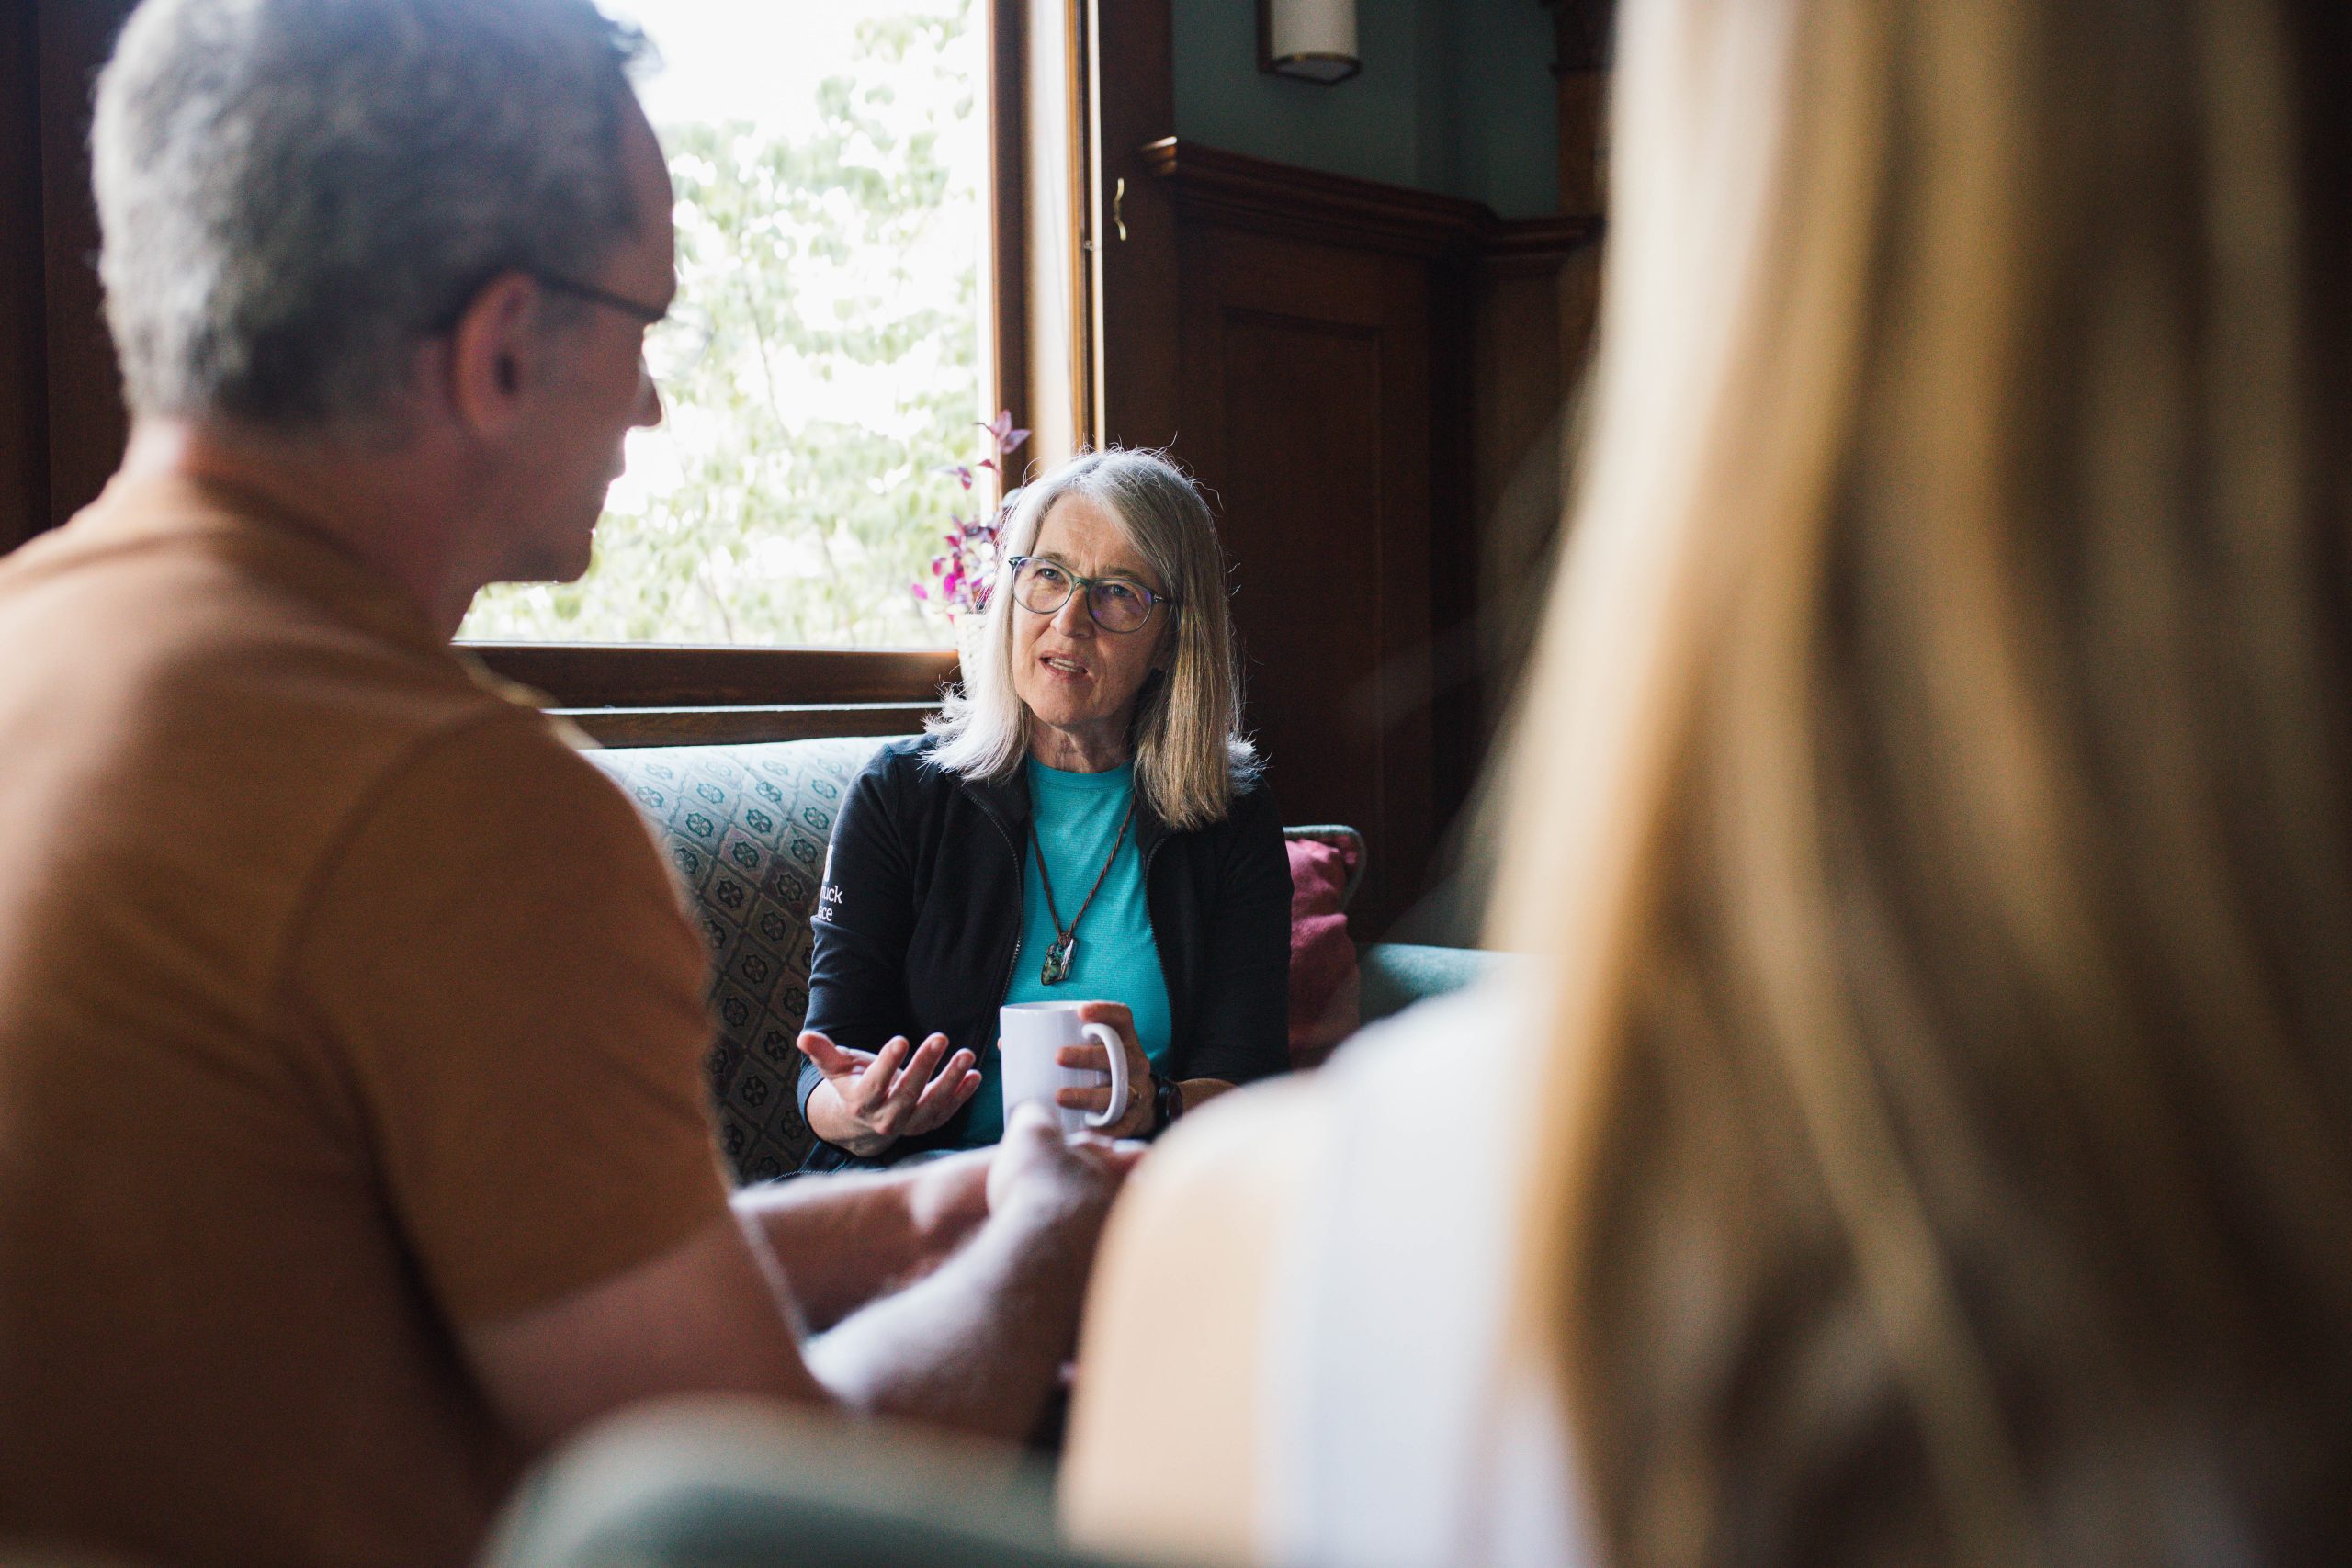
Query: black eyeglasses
[[531, 272, 712, 382], [1005, 556, 1176, 635]]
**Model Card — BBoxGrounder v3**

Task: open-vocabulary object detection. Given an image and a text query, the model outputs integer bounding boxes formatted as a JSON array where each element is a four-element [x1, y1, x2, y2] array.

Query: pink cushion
[[1286, 838, 1361, 1068]]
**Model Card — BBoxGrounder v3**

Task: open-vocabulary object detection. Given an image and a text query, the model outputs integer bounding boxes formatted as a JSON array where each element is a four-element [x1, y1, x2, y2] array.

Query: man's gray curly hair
[[92, 0, 650, 430]]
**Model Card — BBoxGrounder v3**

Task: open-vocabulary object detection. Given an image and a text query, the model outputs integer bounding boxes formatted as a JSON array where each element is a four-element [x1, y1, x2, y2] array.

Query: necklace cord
[[1032, 795, 1137, 952]]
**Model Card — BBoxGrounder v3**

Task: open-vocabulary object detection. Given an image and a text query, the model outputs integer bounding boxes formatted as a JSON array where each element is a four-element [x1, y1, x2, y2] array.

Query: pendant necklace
[[1032, 795, 1136, 986]]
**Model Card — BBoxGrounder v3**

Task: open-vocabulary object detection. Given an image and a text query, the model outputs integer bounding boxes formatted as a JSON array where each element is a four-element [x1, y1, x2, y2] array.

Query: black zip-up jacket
[[797, 734, 1292, 1168]]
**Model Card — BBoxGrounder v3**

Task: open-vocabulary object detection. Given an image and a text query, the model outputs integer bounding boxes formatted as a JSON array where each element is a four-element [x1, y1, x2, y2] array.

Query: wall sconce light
[[1259, 0, 1360, 85]]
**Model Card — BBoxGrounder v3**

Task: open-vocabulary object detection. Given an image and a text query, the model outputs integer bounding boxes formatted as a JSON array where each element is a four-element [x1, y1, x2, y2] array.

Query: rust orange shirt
[[0, 475, 730, 1568]]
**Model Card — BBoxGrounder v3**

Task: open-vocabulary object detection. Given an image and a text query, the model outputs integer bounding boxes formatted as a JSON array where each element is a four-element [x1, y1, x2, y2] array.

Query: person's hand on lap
[[986, 1100, 1146, 1230], [801, 1030, 981, 1158], [1054, 1001, 1158, 1140]]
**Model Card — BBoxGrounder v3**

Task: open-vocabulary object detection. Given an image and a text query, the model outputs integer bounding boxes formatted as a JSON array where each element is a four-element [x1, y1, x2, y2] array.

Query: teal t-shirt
[[959, 760, 1173, 1145]]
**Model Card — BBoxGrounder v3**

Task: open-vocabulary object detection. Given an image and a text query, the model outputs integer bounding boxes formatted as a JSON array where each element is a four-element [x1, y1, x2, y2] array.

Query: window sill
[[461, 643, 959, 748], [552, 702, 939, 748]]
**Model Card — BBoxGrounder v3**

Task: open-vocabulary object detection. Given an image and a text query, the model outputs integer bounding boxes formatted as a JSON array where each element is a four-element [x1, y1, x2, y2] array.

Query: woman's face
[[1010, 495, 1170, 759]]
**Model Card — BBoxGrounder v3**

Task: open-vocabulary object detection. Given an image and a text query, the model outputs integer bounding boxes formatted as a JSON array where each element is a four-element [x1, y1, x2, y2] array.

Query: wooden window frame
[[2, 0, 1177, 739]]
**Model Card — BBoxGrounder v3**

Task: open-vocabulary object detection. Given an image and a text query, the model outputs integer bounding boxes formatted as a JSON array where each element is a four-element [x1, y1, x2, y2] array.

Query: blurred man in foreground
[[0, 3, 1127, 1565]]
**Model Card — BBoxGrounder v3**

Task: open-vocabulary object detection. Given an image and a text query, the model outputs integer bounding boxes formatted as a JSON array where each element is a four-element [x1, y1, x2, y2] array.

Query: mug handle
[[1081, 1021, 1128, 1131]]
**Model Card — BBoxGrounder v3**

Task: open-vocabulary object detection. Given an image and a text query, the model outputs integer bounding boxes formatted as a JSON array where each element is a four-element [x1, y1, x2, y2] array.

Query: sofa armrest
[[1357, 942, 1504, 1025], [486, 1401, 1139, 1568]]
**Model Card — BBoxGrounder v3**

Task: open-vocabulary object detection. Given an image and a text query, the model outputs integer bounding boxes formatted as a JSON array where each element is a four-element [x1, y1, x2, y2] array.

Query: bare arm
[[1060, 1079, 1329, 1566], [734, 1150, 992, 1332], [458, 1206, 824, 1454], [464, 1107, 1133, 1454], [804, 1127, 1125, 1439]]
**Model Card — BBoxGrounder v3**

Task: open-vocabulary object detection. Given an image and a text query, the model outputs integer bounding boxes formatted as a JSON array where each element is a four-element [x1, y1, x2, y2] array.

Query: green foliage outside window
[[461, 4, 977, 648]]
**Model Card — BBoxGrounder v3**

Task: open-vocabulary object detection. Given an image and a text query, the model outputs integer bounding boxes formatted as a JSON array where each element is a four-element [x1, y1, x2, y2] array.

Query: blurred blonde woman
[[1066, 0, 2352, 1564]]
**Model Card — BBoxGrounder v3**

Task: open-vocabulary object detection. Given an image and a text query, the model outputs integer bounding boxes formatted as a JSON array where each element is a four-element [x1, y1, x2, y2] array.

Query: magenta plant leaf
[[982, 411, 1031, 456], [916, 414, 1033, 623]]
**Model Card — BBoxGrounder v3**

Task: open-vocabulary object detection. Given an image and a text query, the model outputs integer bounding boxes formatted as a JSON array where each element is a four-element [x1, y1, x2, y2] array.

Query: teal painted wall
[[1170, 0, 1558, 219]]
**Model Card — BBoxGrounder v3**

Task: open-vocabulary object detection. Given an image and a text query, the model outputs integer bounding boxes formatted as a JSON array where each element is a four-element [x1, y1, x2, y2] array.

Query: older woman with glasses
[[794, 449, 1291, 1168]]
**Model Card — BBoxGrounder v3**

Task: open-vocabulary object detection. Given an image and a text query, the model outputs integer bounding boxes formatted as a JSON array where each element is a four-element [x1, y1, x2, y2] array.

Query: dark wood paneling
[[1140, 140, 1602, 934], [39, 0, 134, 531], [463, 644, 960, 709], [1, 0, 48, 553], [551, 702, 939, 749], [1172, 220, 1438, 933]]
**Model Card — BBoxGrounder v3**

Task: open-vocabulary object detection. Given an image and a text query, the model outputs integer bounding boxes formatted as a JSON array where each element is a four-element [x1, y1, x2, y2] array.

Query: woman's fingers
[[1055, 1042, 1113, 1073], [1071, 1004, 1151, 1102], [1054, 1033, 1145, 1121], [799, 1032, 881, 1091], [798, 1030, 855, 1079], [885, 1033, 950, 1104], [802, 1031, 979, 1141], [850, 1036, 910, 1123], [905, 1049, 978, 1133]]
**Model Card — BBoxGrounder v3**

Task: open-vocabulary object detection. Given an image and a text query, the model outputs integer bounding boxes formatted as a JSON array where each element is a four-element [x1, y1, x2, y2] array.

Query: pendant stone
[[1041, 935, 1075, 986]]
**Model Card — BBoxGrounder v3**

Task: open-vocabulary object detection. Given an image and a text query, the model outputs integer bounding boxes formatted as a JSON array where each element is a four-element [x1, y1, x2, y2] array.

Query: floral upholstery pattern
[[588, 735, 1377, 1184], [583, 737, 888, 1183]]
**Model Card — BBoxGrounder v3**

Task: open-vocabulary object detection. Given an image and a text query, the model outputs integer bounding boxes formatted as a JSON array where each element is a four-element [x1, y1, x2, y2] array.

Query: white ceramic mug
[[998, 1001, 1129, 1134]]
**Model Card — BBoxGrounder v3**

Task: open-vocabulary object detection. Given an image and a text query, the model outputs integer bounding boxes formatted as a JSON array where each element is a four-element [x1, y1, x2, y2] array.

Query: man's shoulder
[[6, 474, 496, 715], [0, 477, 510, 754], [334, 706, 665, 906], [0, 480, 574, 922]]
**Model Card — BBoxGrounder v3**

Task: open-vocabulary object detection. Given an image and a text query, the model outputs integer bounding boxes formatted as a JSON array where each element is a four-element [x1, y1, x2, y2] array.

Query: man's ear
[[444, 272, 547, 438]]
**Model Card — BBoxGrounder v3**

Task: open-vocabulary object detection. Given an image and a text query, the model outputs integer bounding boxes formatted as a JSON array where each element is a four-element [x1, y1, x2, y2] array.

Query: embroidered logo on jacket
[[815, 845, 844, 923]]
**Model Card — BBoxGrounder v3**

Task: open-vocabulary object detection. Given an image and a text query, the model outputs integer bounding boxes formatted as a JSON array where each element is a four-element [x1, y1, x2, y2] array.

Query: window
[[4, 0, 1122, 727], [459, 0, 987, 651]]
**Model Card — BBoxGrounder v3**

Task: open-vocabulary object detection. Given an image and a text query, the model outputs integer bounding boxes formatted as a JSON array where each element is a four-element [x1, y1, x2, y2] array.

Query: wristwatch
[[1149, 1071, 1185, 1136]]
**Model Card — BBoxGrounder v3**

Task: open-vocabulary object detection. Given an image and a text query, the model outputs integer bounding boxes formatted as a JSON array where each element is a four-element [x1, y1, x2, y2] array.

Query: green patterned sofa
[[582, 736, 1494, 1182]]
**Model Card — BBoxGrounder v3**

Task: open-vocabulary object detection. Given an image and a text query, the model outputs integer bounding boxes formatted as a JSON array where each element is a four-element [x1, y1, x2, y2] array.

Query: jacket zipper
[[987, 809, 1025, 1007], [1142, 836, 1177, 1055]]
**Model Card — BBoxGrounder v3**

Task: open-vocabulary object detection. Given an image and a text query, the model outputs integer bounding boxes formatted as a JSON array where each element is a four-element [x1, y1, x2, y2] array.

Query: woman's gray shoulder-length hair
[[924, 448, 1261, 830]]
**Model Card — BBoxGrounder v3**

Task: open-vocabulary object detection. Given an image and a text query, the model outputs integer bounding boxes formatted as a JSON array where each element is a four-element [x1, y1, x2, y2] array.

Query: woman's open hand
[[1055, 1001, 1157, 1139], [800, 1030, 981, 1158]]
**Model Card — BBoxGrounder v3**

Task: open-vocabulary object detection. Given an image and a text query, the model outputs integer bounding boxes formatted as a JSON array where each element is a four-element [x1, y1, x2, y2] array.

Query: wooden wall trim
[[1138, 138, 1600, 265], [553, 702, 939, 749], [1141, 138, 1485, 258], [1482, 214, 1606, 273], [462, 644, 959, 710]]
